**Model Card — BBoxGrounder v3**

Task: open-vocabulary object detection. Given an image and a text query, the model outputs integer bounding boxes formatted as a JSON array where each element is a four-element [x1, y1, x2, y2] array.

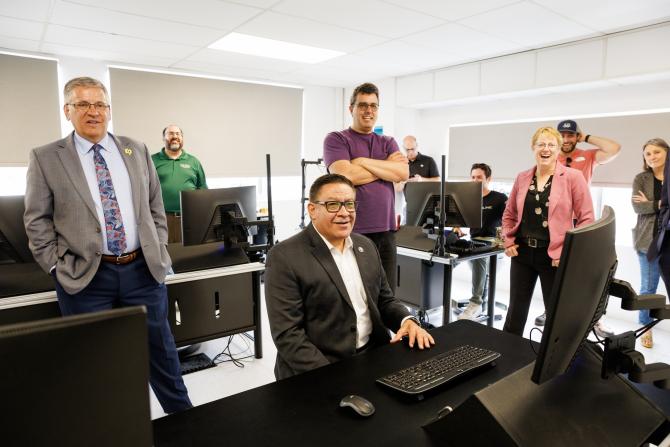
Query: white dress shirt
[[314, 229, 372, 348], [73, 132, 139, 254]]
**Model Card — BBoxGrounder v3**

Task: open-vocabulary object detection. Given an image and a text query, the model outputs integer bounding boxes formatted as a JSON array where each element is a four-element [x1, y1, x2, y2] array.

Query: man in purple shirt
[[323, 83, 409, 292]]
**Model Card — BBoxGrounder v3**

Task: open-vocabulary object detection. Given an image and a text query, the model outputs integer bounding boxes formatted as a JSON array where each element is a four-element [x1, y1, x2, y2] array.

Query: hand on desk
[[391, 320, 435, 350]]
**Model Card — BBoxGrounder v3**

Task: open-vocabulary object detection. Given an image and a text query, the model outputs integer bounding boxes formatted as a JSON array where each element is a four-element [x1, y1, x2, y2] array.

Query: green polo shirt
[[151, 148, 208, 212]]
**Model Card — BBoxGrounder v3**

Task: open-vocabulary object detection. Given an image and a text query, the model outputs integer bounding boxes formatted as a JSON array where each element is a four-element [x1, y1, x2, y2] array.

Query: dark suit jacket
[[23, 132, 170, 294], [265, 224, 410, 380]]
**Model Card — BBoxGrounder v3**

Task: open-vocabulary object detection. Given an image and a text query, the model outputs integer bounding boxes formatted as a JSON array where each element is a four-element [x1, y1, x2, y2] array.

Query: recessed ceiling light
[[208, 32, 345, 64]]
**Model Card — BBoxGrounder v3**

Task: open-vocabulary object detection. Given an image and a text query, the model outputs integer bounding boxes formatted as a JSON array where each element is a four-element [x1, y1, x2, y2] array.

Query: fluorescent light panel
[[209, 32, 344, 64]]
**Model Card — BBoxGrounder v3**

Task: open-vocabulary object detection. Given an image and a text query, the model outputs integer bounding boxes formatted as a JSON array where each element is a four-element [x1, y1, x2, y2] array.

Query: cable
[[528, 327, 543, 355], [212, 333, 256, 368]]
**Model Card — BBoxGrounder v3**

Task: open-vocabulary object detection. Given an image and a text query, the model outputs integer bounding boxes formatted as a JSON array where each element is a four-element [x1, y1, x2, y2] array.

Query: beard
[[168, 141, 182, 151], [561, 142, 576, 154]]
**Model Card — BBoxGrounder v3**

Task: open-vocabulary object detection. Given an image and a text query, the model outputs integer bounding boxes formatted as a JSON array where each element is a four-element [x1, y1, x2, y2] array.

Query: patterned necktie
[[91, 144, 127, 256]]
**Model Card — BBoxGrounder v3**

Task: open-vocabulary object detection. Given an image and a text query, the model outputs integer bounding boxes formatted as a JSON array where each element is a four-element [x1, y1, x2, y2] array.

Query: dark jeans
[[55, 256, 192, 414], [503, 244, 557, 336], [362, 230, 397, 294]]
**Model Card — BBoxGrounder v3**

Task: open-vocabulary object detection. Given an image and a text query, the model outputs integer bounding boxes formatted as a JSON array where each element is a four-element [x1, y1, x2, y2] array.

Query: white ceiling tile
[[289, 63, 389, 86], [44, 25, 198, 60], [382, 0, 518, 21], [459, 1, 598, 47], [0, 0, 52, 21], [402, 23, 521, 59], [41, 42, 178, 67], [226, 0, 282, 8], [0, 16, 45, 41], [272, 0, 444, 39], [184, 48, 306, 73], [236, 11, 386, 52], [351, 41, 460, 73], [61, 0, 262, 29], [0, 36, 41, 53], [172, 59, 293, 82], [51, 2, 225, 46], [534, 0, 670, 32]]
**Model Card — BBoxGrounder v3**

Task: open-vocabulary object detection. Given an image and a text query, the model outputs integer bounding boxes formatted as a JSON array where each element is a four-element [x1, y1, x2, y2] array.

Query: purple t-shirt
[[323, 128, 399, 234]]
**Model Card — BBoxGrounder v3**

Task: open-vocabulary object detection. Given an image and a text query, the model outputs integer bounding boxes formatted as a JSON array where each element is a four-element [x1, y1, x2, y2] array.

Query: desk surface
[[0, 262, 264, 311], [153, 321, 537, 447]]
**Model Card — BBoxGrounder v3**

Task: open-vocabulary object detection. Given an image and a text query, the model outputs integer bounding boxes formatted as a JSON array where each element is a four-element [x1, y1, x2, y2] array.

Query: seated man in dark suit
[[265, 174, 434, 380]]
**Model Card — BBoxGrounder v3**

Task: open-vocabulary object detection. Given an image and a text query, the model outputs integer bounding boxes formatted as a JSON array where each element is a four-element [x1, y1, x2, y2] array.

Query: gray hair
[[63, 77, 109, 103]]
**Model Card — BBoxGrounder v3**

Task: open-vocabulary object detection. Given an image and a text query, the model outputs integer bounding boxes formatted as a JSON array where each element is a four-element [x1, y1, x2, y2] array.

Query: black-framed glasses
[[313, 200, 358, 213], [354, 102, 379, 111], [68, 101, 110, 112], [565, 157, 572, 167]]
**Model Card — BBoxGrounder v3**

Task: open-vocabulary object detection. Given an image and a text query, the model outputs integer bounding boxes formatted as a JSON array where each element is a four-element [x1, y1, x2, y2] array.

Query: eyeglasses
[[68, 101, 110, 112], [354, 102, 379, 111], [565, 157, 572, 167], [534, 143, 557, 150], [166, 131, 182, 137], [313, 200, 358, 213]]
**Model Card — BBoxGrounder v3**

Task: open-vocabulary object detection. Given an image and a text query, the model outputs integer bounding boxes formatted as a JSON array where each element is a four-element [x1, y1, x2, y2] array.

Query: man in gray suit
[[23, 77, 192, 413], [265, 174, 434, 380]]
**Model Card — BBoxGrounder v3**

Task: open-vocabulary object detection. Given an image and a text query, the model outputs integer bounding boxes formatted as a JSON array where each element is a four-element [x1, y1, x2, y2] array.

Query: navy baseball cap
[[557, 120, 579, 133]]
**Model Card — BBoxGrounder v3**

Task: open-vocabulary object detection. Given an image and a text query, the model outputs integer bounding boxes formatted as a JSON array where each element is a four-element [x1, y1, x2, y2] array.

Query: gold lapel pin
[[124, 147, 133, 155]]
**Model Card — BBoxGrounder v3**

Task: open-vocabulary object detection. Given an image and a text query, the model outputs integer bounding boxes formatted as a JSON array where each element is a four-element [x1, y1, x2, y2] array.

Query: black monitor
[[0, 307, 153, 446], [404, 181, 482, 229], [0, 195, 33, 264], [180, 186, 257, 247], [532, 205, 618, 384]]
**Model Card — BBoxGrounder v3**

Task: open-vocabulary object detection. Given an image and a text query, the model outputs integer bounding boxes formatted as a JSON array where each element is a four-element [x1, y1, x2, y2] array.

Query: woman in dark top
[[632, 138, 668, 348], [502, 127, 594, 336]]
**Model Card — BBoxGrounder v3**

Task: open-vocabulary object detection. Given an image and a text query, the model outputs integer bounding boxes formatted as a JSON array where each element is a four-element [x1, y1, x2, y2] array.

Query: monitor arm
[[601, 279, 670, 389]]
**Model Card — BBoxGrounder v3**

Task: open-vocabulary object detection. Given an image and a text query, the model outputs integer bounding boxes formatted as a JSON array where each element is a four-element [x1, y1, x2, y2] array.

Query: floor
[[150, 277, 670, 435]]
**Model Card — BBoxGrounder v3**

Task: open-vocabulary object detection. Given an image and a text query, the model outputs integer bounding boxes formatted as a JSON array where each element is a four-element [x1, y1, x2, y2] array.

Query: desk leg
[[442, 264, 453, 325], [487, 255, 498, 328], [252, 271, 263, 359]]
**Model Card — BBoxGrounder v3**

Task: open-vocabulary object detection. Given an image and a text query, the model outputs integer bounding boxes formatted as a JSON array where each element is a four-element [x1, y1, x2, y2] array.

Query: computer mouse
[[339, 394, 375, 417]]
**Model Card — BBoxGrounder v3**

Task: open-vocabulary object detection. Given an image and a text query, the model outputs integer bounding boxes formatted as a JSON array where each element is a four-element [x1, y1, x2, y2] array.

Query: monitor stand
[[423, 344, 668, 446]]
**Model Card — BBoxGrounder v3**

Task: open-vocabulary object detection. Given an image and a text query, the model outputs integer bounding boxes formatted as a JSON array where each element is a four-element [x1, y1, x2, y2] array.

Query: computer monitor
[[0, 195, 34, 264], [404, 182, 482, 229], [0, 306, 153, 446], [180, 186, 257, 247], [531, 205, 617, 384]]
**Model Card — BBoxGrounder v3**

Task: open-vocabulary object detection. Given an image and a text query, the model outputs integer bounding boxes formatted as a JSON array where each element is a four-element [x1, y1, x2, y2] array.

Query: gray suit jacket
[[24, 132, 170, 295], [265, 224, 410, 380]]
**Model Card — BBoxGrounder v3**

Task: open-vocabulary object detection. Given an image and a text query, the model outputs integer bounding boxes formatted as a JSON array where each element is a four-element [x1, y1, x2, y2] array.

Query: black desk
[[396, 246, 503, 327], [153, 321, 537, 446]]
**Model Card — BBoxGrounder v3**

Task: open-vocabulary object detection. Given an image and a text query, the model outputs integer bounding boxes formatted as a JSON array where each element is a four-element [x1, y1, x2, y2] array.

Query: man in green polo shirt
[[152, 124, 208, 243]]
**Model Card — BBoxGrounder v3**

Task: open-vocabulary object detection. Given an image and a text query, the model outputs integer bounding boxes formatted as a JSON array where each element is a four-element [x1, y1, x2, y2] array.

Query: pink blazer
[[502, 162, 595, 260]]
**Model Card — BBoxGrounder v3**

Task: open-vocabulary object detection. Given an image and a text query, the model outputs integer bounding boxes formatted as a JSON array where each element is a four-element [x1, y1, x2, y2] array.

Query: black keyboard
[[376, 345, 501, 396], [447, 239, 492, 255]]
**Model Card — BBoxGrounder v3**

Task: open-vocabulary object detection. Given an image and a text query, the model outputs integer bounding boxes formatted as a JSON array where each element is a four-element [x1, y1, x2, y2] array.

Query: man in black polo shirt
[[457, 163, 507, 321], [404, 136, 439, 183]]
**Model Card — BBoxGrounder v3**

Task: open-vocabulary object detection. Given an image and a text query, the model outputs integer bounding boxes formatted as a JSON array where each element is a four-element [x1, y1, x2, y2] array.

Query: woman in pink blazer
[[502, 127, 595, 336]]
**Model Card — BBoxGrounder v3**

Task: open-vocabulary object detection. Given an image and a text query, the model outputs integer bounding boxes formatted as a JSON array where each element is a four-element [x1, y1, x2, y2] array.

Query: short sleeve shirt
[[558, 148, 597, 184], [323, 128, 399, 234], [408, 153, 439, 179], [151, 149, 208, 212]]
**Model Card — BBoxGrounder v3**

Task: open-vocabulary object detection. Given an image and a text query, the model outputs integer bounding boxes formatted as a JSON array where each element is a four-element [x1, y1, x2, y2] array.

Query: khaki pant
[[166, 213, 182, 244]]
